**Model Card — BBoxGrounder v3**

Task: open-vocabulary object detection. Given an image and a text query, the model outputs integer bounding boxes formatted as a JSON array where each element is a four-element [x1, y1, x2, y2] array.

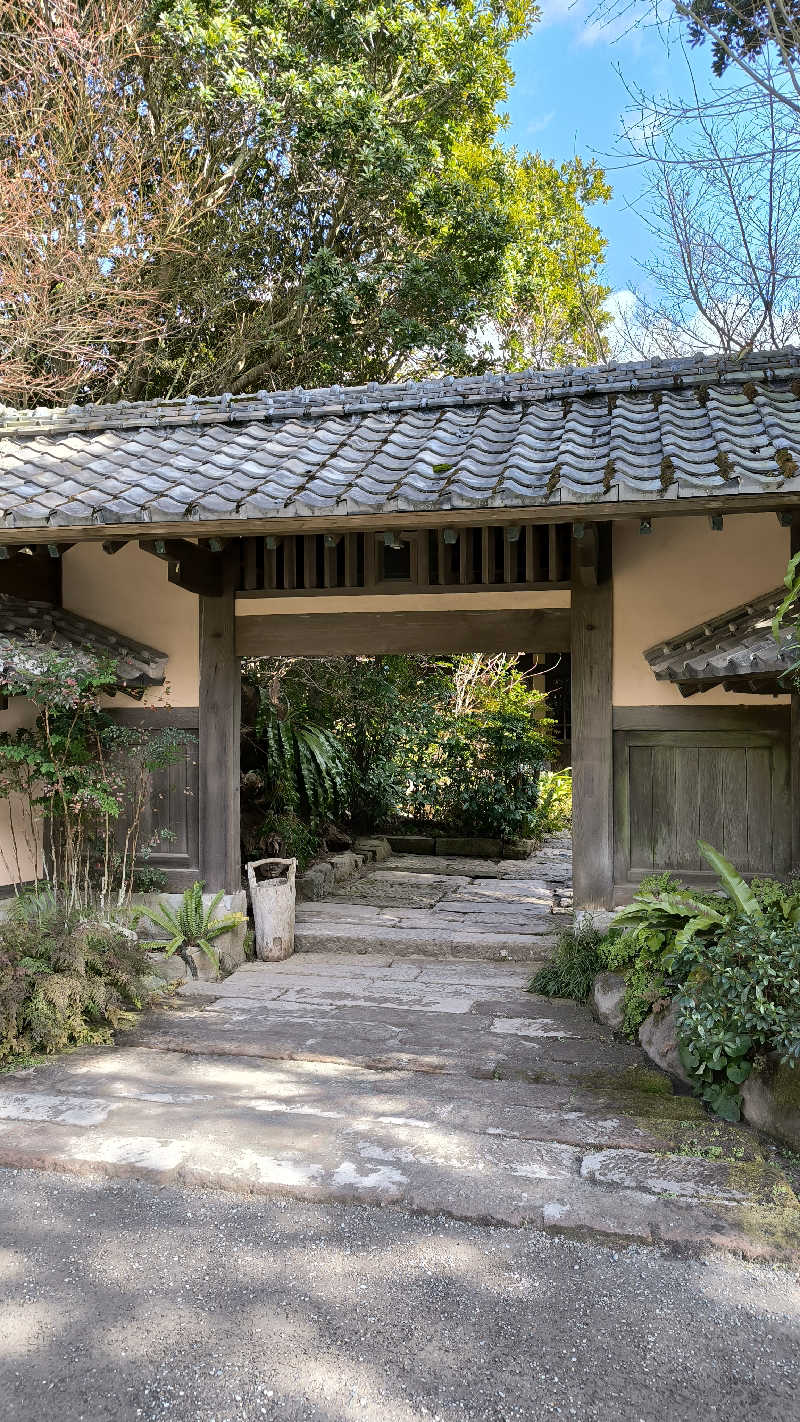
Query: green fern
[[262, 712, 348, 817], [133, 882, 245, 975]]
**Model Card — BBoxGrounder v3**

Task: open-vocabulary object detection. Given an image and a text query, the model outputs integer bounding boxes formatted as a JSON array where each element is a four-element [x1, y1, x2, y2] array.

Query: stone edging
[[296, 837, 392, 902], [384, 833, 534, 859]]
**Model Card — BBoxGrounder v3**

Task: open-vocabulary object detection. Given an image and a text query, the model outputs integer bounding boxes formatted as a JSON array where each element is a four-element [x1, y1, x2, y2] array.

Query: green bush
[[529, 918, 603, 1001], [403, 708, 550, 839], [594, 843, 800, 1119], [528, 767, 572, 843], [529, 842, 800, 1121], [243, 653, 556, 844], [673, 919, 800, 1120], [0, 894, 158, 1063]]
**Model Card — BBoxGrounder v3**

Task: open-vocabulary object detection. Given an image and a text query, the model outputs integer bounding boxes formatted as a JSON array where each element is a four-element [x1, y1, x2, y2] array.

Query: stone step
[[293, 920, 558, 961], [302, 905, 560, 934], [0, 1050, 795, 1259], [0, 1046, 767, 1162], [123, 996, 656, 1086], [297, 900, 558, 926], [218, 952, 531, 989], [377, 853, 571, 881]]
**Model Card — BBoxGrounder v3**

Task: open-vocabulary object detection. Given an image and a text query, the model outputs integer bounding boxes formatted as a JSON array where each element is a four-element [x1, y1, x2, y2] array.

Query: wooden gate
[[111, 709, 200, 890], [612, 706, 791, 899]]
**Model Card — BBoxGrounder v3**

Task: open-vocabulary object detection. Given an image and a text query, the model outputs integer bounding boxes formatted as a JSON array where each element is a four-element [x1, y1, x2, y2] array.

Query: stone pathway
[[0, 941, 798, 1259], [294, 834, 573, 961], [0, 837, 797, 1258]]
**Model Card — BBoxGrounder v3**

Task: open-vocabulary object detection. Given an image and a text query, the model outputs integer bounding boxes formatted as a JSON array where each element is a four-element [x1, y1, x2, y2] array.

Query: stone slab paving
[[296, 834, 573, 961], [1, 949, 798, 1260]]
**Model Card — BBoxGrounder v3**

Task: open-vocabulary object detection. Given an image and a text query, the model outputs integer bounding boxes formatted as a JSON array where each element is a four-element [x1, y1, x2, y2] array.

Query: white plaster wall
[[613, 513, 791, 706], [62, 542, 199, 707]]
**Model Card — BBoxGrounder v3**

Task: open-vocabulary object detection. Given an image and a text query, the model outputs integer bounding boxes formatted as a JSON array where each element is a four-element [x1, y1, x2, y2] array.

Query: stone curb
[[383, 835, 537, 860], [296, 838, 391, 903], [0, 1133, 795, 1265]]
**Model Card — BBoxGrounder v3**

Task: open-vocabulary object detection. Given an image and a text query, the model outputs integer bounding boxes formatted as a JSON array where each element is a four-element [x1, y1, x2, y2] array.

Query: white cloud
[[604, 289, 639, 355], [536, 0, 586, 24], [526, 110, 556, 135], [535, 0, 652, 49]]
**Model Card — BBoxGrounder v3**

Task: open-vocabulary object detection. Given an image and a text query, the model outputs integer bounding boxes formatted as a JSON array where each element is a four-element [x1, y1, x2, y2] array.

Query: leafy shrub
[[529, 917, 603, 1001], [0, 894, 157, 1063], [403, 708, 550, 839], [244, 653, 556, 844], [530, 840, 800, 1120], [261, 811, 319, 869], [131, 863, 169, 895], [674, 920, 800, 1120], [595, 842, 800, 1119], [133, 882, 245, 976], [0, 645, 186, 909], [529, 767, 572, 843], [258, 710, 349, 823]]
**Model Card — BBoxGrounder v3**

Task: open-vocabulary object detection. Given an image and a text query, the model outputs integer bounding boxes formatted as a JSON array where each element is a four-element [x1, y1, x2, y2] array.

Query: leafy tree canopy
[[132, 0, 610, 396], [680, 0, 800, 77], [1, 0, 611, 405]]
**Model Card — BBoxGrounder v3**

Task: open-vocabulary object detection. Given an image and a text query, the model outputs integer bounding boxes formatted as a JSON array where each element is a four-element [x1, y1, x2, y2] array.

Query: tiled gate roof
[[2, 350, 800, 532]]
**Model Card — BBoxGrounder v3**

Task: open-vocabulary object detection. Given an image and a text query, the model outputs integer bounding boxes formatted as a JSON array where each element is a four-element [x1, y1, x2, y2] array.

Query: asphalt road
[[0, 1168, 798, 1422]]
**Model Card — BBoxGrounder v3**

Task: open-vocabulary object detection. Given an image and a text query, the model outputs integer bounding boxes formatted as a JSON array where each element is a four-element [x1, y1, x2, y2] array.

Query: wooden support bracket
[[139, 538, 224, 597]]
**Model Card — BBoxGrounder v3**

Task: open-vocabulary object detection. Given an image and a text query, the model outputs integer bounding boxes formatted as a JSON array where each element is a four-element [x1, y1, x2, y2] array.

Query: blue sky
[[501, 3, 712, 295]]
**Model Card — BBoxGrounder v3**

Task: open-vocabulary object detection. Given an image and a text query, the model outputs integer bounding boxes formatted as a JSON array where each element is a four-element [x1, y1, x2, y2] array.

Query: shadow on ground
[[1, 1169, 799, 1422]]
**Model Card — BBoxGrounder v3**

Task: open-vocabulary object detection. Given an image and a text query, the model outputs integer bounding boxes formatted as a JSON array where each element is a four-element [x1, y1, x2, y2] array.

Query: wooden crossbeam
[[237, 608, 571, 657]]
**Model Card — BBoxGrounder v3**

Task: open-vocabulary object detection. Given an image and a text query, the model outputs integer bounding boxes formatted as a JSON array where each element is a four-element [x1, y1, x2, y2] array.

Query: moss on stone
[[579, 1065, 673, 1097], [574, 1089, 704, 1120], [637, 1118, 767, 1163], [727, 1203, 800, 1261], [769, 1062, 800, 1112], [720, 1159, 799, 1209]]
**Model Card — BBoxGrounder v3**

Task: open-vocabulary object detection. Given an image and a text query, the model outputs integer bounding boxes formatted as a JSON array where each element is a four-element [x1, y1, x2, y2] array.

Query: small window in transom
[[381, 537, 412, 581]]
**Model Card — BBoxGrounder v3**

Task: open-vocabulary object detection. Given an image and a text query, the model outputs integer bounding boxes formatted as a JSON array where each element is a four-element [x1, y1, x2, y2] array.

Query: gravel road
[[0, 1167, 798, 1422]]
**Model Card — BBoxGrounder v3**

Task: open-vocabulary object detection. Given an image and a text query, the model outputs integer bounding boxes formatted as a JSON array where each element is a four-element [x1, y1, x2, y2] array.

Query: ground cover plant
[[529, 915, 603, 1002], [531, 842, 800, 1120], [241, 653, 565, 863], [0, 891, 159, 1063]]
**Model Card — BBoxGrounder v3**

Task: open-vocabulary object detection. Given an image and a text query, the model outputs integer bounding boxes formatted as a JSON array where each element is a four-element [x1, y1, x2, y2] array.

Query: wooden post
[[792, 516, 800, 874], [199, 554, 240, 893], [571, 522, 613, 909]]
